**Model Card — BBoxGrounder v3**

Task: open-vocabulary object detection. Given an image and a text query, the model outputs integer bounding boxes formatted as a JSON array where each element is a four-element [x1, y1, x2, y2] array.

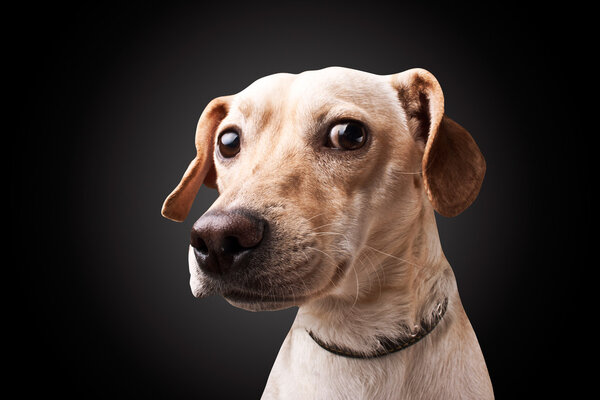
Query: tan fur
[[162, 67, 492, 399]]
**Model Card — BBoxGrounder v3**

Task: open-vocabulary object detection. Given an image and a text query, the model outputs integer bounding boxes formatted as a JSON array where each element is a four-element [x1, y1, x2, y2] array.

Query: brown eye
[[327, 122, 366, 150], [218, 130, 240, 158]]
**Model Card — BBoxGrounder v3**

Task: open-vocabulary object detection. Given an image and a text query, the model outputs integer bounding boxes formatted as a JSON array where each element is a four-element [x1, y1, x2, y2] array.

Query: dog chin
[[222, 290, 302, 311], [225, 298, 294, 311]]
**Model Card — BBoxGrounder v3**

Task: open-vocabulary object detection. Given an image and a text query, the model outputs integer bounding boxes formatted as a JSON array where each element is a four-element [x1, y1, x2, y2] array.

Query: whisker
[[308, 230, 359, 305], [363, 248, 384, 301], [313, 231, 348, 237], [363, 245, 424, 269], [295, 252, 312, 297], [305, 212, 327, 222], [350, 260, 360, 308], [307, 246, 342, 292], [311, 222, 340, 232], [311, 231, 352, 250], [307, 246, 336, 263], [288, 270, 300, 304], [300, 249, 310, 263]]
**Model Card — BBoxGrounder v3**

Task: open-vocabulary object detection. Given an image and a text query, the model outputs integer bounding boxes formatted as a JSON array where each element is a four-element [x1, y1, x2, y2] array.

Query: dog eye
[[327, 122, 366, 150], [218, 130, 240, 158]]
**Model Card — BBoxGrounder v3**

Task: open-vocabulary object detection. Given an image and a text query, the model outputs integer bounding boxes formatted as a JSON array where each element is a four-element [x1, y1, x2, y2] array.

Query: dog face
[[162, 67, 485, 311]]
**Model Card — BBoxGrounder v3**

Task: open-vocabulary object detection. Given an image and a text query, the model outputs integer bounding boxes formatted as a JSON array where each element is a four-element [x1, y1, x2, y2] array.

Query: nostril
[[192, 236, 209, 255], [222, 236, 245, 256]]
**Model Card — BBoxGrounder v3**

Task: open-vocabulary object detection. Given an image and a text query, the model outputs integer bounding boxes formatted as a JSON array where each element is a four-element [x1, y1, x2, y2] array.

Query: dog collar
[[307, 297, 448, 360]]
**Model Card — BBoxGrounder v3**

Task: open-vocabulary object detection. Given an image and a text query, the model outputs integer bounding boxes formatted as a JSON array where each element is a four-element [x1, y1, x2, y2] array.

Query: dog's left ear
[[391, 69, 486, 217], [161, 96, 232, 222]]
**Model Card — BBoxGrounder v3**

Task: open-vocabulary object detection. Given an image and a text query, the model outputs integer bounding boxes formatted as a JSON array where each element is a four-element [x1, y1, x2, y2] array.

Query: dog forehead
[[292, 67, 394, 117], [293, 67, 386, 96], [233, 72, 295, 112], [232, 67, 393, 114]]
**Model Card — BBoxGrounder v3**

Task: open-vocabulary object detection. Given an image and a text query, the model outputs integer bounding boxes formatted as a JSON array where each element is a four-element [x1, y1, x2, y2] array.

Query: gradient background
[[11, 1, 585, 398]]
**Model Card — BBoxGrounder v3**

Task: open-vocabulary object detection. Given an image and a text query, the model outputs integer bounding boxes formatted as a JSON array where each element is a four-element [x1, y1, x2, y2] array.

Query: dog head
[[162, 67, 485, 311]]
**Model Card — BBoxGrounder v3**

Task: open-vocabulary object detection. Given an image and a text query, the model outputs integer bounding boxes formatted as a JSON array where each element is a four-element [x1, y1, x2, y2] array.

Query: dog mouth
[[189, 234, 352, 311]]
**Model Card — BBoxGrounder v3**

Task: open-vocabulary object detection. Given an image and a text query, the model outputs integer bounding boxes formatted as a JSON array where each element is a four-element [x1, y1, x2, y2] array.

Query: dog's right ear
[[161, 96, 232, 222]]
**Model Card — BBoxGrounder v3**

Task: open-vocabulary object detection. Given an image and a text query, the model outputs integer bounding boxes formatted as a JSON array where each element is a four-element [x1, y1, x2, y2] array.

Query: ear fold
[[392, 69, 486, 217], [161, 96, 232, 222]]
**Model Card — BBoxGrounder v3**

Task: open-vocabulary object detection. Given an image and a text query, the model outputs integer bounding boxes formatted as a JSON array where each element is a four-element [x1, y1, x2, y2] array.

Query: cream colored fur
[[165, 67, 493, 399]]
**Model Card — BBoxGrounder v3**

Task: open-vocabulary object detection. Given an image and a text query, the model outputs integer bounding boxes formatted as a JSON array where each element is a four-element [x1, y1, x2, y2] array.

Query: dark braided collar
[[307, 297, 448, 360]]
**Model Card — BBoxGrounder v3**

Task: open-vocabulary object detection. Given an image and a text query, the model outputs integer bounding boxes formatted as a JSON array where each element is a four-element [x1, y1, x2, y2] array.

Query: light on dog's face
[[217, 130, 241, 158], [326, 121, 367, 150]]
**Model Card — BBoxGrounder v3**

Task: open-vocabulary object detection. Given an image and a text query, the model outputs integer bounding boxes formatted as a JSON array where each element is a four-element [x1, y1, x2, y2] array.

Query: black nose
[[190, 210, 267, 275]]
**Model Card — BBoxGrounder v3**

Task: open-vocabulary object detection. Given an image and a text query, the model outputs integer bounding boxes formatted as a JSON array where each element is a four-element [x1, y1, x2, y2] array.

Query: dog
[[161, 67, 493, 399]]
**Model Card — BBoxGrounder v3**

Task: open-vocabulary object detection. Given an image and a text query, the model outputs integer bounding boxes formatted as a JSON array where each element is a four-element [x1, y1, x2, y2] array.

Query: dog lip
[[223, 289, 304, 304]]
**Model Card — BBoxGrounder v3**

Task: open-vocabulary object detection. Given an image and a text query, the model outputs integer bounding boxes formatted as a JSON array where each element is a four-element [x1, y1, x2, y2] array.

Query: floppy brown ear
[[392, 69, 486, 217], [161, 96, 232, 222]]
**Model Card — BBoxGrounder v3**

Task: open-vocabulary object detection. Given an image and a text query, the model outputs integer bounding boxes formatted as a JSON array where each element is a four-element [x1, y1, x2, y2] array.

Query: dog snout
[[190, 210, 267, 275]]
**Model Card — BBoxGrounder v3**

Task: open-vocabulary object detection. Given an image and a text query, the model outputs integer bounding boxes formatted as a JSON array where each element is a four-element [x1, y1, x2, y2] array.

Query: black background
[[11, 1, 587, 398]]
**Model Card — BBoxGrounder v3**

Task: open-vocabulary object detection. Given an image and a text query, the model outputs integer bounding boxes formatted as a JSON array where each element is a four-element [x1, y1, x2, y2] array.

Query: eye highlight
[[218, 130, 240, 158], [326, 121, 367, 150]]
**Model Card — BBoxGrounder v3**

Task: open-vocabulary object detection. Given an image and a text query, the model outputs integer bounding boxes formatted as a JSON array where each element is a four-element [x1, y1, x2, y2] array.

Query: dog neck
[[306, 296, 448, 359], [296, 203, 454, 355]]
